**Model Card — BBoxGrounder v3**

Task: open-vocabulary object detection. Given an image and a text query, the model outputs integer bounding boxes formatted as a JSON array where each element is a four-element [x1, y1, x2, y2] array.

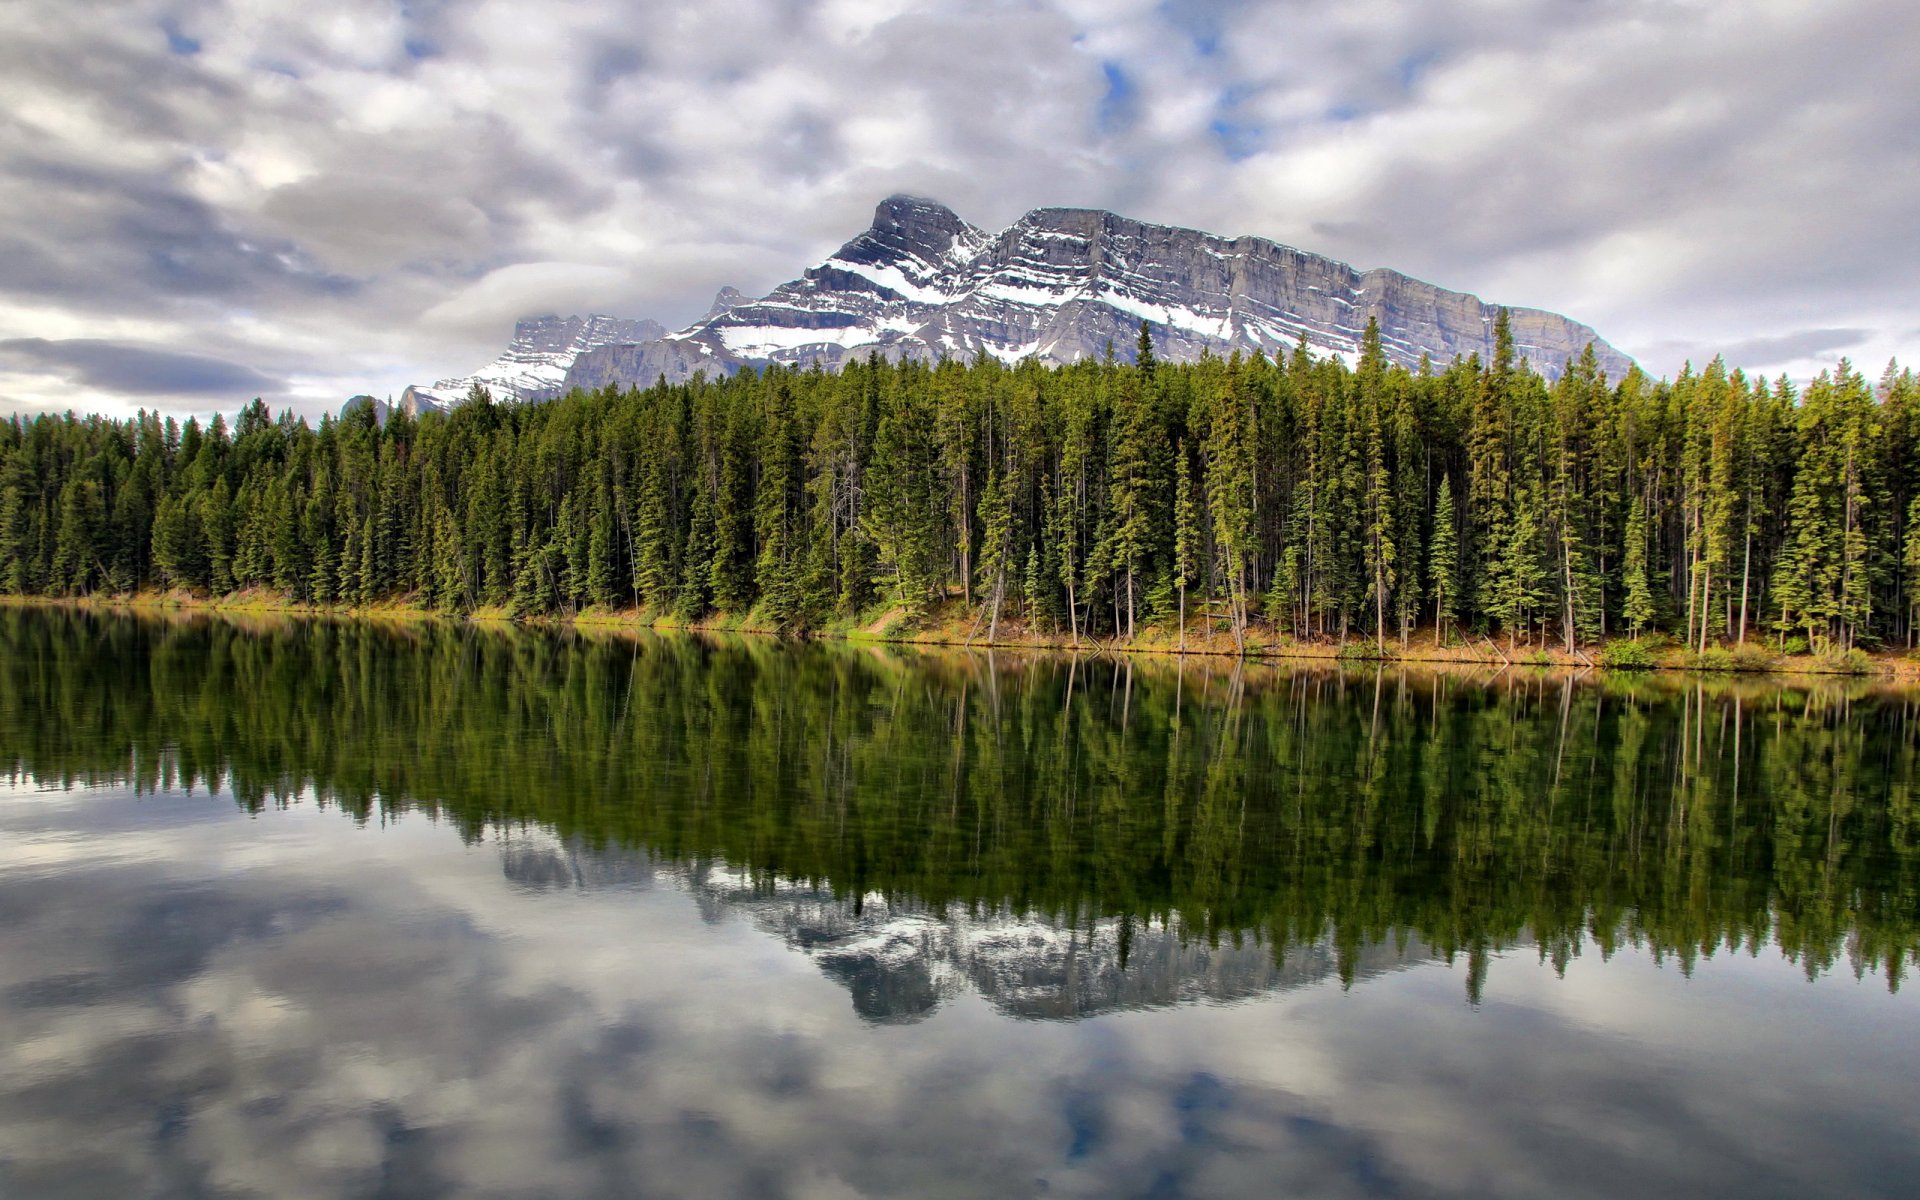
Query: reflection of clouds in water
[[0, 787, 1916, 1199]]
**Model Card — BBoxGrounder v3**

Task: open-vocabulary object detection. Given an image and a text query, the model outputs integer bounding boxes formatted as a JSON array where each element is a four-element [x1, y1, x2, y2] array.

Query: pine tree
[[1487, 486, 1549, 648], [586, 475, 618, 611], [975, 467, 1016, 642], [677, 480, 716, 620], [431, 503, 466, 611], [356, 511, 379, 607], [1205, 370, 1256, 650], [1429, 476, 1460, 643], [1623, 495, 1655, 638], [202, 478, 235, 595], [1172, 442, 1197, 650], [1023, 542, 1047, 632]]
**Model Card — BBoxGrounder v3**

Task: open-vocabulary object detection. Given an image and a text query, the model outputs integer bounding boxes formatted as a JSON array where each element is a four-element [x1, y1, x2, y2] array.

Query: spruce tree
[[1429, 476, 1460, 643], [1623, 495, 1655, 638], [1173, 443, 1197, 649]]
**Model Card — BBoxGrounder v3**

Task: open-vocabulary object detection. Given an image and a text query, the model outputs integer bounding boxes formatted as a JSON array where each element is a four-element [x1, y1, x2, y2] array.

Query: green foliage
[[0, 348, 1916, 651], [1684, 648, 1736, 672], [1730, 644, 1779, 672], [1819, 647, 1877, 675], [1428, 475, 1460, 641], [1599, 639, 1658, 670]]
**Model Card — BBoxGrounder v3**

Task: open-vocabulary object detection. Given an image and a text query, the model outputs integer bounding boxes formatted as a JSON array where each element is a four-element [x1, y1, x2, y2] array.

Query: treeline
[[4, 315, 1919, 650], [3, 609, 1915, 989]]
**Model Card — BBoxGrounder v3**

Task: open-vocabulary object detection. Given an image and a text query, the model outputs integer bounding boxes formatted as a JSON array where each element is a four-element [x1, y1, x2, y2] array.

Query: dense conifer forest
[[3, 313, 1918, 653]]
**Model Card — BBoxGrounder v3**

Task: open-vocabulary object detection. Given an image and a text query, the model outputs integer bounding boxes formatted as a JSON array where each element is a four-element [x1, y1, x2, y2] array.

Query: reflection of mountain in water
[[499, 832, 1428, 1024]]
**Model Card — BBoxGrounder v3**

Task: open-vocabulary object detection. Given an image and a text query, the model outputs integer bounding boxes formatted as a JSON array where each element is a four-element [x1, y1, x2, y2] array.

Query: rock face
[[411, 196, 1634, 409], [405, 312, 665, 410], [560, 195, 1635, 391]]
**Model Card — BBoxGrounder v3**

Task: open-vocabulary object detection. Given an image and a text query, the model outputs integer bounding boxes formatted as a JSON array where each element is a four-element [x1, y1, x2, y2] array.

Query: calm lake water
[[1, 609, 1917, 1199]]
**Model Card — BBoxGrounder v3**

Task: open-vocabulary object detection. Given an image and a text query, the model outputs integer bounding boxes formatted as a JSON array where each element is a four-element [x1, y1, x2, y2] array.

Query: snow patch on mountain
[[403, 313, 664, 412], [402, 195, 1638, 409]]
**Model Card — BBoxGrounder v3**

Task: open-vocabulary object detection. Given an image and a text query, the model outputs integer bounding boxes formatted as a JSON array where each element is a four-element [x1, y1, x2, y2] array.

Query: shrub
[[1730, 644, 1779, 673], [1599, 640, 1657, 670], [1819, 648, 1876, 675], [1685, 648, 1735, 672], [1779, 635, 1810, 657]]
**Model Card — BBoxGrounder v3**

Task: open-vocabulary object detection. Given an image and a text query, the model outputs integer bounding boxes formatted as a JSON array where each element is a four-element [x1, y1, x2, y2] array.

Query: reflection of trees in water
[[2, 608, 1916, 993]]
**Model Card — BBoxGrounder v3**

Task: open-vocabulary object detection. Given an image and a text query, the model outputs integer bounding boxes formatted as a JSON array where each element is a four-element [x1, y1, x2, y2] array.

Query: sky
[[0, 0, 1915, 421]]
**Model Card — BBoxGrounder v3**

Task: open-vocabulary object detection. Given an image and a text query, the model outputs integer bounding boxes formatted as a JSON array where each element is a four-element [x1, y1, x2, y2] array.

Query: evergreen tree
[[1429, 476, 1460, 643], [1623, 496, 1655, 638], [1173, 442, 1198, 649]]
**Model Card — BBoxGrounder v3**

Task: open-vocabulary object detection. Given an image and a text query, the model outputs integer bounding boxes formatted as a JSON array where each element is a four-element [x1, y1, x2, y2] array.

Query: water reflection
[[1, 610, 1919, 1198], [512, 834, 1429, 1023], [2, 607, 1915, 996]]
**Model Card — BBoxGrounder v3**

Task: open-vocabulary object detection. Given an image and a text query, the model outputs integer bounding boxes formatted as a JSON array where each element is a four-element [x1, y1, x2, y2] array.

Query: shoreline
[[7, 590, 1916, 680]]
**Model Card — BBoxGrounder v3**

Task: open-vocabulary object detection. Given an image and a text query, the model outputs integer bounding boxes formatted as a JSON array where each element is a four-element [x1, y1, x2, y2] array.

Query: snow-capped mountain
[[407, 196, 1635, 409], [400, 312, 664, 413], [560, 195, 1636, 392], [499, 831, 1428, 1025]]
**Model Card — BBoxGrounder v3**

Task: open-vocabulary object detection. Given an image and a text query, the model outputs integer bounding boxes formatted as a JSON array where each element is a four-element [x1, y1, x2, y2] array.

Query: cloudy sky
[[1, 0, 1915, 420]]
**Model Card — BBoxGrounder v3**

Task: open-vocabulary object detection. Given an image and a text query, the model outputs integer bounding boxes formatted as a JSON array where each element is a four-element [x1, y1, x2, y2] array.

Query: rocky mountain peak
[[402, 311, 664, 411], [701, 286, 747, 322], [416, 195, 1640, 401], [858, 194, 983, 265]]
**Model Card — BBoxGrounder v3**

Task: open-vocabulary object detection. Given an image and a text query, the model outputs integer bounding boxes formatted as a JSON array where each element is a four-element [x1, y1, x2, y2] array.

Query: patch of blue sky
[[1097, 61, 1139, 135], [160, 17, 200, 56], [1210, 118, 1264, 161], [1210, 85, 1266, 160], [1397, 50, 1439, 93], [1156, 0, 1233, 60]]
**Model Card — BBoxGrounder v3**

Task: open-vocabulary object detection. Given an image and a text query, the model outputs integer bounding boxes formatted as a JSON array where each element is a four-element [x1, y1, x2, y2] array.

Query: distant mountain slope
[[560, 195, 1635, 392], [400, 313, 664, 412]]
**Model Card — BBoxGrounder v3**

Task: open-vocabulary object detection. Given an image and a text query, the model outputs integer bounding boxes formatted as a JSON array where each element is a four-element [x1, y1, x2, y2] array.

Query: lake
[[0, 608, 1916, 1198]]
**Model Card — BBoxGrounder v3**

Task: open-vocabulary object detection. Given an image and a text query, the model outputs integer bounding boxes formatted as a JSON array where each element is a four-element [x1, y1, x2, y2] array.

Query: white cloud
[[0, 0, 1914, 419]]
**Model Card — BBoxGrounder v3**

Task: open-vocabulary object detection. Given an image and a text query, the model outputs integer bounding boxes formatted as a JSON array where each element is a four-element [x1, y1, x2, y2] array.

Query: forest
[[2, 313, 1917, 653]]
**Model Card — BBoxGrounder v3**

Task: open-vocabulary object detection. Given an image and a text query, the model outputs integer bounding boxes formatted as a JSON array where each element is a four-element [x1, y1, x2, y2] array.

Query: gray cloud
[[1716, 328, 1873, 369], [0, 338, 285, 397], [0, 0, 1914, 419]]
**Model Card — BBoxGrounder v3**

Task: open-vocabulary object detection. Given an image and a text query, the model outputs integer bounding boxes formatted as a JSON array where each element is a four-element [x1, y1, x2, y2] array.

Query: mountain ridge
[[410, 196, 1636, 404], [401, 312, 665, 413]]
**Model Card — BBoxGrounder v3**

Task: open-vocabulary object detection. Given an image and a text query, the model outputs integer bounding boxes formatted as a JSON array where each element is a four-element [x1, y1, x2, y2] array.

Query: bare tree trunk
[[1704, 564, 1720, 648], [1562, 537, 1576, 653]]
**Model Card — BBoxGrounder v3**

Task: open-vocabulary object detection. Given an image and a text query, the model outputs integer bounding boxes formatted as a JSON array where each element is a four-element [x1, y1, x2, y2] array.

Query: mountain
[[499, 831, 1428, 1025], [400, 312, 664, 413], [408, 197, 1635, 406], [558, 195, 1635, 392]]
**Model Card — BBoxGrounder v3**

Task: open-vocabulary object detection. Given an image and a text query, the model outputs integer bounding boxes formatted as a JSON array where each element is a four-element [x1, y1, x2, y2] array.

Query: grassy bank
[[8, 589, 1917, 680]]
